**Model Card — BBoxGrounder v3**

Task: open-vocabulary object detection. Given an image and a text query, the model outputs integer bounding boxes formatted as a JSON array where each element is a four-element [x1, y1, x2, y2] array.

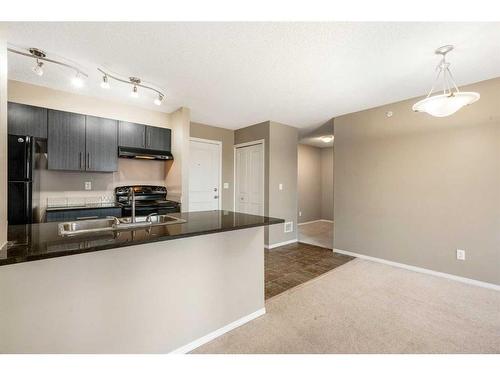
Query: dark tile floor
[[265, 242, 355, 299]]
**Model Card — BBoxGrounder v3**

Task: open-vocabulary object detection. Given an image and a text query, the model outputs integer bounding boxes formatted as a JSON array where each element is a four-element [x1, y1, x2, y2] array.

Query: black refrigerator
[[8, 134, 35, 225]]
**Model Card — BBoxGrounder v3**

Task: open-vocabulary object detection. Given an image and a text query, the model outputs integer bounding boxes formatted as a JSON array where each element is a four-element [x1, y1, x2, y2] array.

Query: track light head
[[154, 93, 164, 106], [131, 85, 139, 98], [32, 59, 44, 76], [100, 75, 110, 89], [71, 72, 84, 88]]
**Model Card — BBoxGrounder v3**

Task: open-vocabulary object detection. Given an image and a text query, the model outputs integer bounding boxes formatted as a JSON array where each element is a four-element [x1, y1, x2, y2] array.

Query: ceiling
[[5, 22, 500, 131]]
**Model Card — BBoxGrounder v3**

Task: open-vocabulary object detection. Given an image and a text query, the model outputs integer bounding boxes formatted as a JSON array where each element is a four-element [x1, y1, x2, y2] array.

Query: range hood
[[118, 146, 174, 161]]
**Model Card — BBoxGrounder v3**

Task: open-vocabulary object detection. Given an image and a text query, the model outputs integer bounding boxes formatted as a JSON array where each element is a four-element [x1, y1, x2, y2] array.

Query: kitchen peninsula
[[0, 210, 283, 353]]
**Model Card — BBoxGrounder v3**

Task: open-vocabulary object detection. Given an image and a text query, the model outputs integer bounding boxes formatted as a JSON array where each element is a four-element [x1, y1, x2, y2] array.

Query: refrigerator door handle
[[26, 184, 30, 221]]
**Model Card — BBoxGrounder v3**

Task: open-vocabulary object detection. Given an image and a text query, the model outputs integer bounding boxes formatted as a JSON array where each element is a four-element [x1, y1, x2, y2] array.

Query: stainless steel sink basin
[[58, 215, 186, 236]]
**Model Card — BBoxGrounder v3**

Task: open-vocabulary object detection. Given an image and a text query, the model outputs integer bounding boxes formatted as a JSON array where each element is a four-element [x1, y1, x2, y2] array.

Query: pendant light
[[413, 45, 479, 117]]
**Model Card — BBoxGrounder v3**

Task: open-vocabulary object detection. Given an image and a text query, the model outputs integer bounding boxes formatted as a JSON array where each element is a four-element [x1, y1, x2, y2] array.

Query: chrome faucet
[[128, 187, 136, 223]]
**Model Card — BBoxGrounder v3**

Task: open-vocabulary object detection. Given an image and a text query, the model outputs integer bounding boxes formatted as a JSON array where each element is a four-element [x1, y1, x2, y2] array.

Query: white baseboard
[[265, 238, 298, 249], [334, 248, 500, 291], [298, 219, 334, 226], [169, 308, 266, 354]]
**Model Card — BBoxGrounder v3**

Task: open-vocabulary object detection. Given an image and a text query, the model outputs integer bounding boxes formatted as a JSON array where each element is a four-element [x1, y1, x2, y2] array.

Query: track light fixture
[[7, 46, 166, 105], [98, 68, 166, 106], [8, 46, 88, 87]]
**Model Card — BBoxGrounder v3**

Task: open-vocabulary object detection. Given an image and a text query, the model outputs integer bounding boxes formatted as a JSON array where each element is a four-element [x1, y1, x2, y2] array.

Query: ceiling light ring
[[97, 68, 166, 98], [7, 47, 88, 78]]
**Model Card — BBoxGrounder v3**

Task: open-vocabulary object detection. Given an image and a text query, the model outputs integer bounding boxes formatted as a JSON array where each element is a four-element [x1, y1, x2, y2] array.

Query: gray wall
[[321, 147, 334, 221], [297, 144, 334, 223], [0, 225, 265, 353], [297, 144, 322, 223], [235, 121, 298, 246], [269, 121, 298, 245], [334, 77, 500, 285], [190, 122, 235, 210]]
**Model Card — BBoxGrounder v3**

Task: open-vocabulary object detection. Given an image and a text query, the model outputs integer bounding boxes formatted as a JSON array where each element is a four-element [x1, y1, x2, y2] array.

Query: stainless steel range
[[115, 185, 180, 217]]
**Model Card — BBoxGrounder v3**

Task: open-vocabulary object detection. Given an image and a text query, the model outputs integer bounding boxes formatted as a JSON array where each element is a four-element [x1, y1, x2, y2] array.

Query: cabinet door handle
[[87, 152, 90, 170], [79, 152, 83, 170]]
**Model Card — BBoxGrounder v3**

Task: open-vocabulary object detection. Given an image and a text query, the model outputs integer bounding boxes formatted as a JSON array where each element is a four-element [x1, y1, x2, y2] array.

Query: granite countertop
[[1, 211, 284, 267], [45, 203, 122, 212]]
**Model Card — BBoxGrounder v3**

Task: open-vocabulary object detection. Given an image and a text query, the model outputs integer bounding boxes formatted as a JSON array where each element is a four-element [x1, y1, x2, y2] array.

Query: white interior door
[[235, 143, 264, 215], [189, 139, 221, 212]]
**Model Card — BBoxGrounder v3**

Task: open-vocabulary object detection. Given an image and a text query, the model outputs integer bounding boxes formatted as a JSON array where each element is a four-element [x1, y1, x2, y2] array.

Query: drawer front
[[46, 208, 122, 222]]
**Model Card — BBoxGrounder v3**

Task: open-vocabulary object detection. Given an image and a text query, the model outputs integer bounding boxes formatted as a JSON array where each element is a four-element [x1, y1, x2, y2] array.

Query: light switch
[[279, 183, 283, 191], [223, 183, 229, 189]]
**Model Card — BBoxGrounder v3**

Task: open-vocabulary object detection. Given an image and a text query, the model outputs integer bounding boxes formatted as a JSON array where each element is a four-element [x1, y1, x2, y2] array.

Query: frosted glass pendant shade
[[414, 45, 480, 118], [412, 92, 480, 117]]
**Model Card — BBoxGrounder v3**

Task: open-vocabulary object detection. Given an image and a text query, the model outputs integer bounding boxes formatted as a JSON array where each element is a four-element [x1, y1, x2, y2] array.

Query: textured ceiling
[[5, 22, 500, 131]]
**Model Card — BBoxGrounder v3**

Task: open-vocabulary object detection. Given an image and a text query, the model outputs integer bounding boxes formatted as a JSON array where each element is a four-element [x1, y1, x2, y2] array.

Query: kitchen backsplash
[[36, 156, 171, 219]]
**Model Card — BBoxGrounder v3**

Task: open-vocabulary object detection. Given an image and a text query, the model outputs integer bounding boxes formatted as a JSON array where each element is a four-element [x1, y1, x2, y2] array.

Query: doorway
[[234, 141, 264, 215], [188, 138, 222, 212]]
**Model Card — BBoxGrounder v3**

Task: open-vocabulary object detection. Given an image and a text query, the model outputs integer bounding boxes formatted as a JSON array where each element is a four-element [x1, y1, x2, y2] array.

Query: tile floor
[[298, 220, 333, 249], [265, 242, 354, 299]]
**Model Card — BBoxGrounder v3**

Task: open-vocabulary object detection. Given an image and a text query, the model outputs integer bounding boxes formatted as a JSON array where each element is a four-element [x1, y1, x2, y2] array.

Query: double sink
[[58, 214, 186, 237]]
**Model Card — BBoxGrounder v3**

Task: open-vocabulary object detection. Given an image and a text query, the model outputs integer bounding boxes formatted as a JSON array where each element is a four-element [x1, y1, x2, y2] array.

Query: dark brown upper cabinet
[[146, 126, 171, 151], [8, 102, 48, 138], [48, 110, 118, 172], [48, 110, 86, 171], [85, 116, 118, 172], [118, 121, 146, 148], [118, 121, 171, 152]]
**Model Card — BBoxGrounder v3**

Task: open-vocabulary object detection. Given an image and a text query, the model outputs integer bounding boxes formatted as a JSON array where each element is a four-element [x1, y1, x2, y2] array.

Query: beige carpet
[[298, 221, 333, 249], [193, 259, 500, 353]]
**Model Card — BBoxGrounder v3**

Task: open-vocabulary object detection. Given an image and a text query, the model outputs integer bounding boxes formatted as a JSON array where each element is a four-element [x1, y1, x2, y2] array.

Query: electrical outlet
[[279, 183, 283, 191], [223, 182, 229, 189], [299, 211, 302, 217], [284, 221, 293, 233], [456, 249, 466, 261], [84, 181, 92, 191]]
